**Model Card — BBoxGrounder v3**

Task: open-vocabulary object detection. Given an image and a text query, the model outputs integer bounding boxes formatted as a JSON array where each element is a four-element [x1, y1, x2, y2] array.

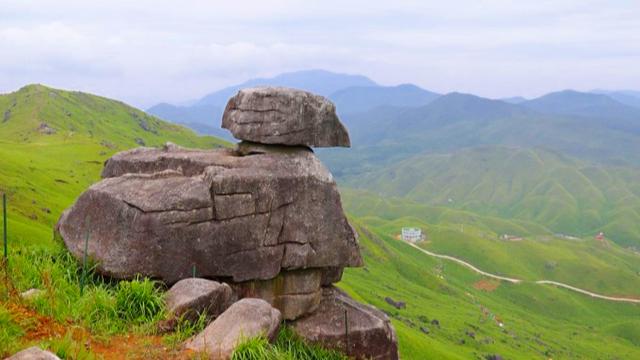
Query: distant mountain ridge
[[147, 69, 378, 129], [329, 84, 440, 115], [591, 89, 640, 109]]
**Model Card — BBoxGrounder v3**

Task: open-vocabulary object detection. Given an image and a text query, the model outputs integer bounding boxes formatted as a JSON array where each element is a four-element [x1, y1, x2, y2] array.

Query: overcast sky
[[1, 0, 639, 108]]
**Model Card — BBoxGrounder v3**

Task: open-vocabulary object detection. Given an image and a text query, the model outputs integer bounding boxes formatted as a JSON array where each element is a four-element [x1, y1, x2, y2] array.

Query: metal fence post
[[2, 193, 6, 261]]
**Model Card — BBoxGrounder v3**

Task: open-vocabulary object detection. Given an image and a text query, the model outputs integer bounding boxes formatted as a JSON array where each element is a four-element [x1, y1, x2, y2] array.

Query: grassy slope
[[0, 84, 228, 248], [342, 189, 640, 298], [340, 217, 640, 359], [343, 146, 640, 247]]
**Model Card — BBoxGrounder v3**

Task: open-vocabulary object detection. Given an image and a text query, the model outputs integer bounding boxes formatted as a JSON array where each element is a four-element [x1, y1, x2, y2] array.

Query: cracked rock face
[[222, 87, 351, 147], [56, 145, 362, 285]]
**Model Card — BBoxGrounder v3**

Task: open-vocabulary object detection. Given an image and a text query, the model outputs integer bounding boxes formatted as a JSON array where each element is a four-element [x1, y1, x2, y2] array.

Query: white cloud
[[0, 0, 639, 106]]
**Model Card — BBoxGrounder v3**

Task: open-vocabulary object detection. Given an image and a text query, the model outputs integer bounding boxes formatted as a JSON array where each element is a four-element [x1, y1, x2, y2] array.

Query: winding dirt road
[[406, 242, 640, 304]]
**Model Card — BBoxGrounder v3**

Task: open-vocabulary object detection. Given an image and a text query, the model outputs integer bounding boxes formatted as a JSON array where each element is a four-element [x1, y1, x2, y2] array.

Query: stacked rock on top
[[222, 87, 351, 147], [56, 87, 398, 359]]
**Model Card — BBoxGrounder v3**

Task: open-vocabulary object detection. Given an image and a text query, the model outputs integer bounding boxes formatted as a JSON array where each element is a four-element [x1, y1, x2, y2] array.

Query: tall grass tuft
[[114, 277, 164, 325], [231, 327, 348, 360], [0, 305, 24, 356]]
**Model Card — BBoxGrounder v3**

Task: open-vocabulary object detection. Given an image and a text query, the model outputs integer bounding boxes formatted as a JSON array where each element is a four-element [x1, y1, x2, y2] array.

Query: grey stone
[[165, 278, 233, 321], [292, 287, 399, 360], [185, 298, 282, 359], [221, 87, 350, 147], [56, 145, 362, 285], [7, 347, 61, 360]]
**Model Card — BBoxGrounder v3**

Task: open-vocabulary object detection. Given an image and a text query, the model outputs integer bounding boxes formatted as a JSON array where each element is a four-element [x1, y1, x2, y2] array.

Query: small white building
[[401, 227, 423, 243]]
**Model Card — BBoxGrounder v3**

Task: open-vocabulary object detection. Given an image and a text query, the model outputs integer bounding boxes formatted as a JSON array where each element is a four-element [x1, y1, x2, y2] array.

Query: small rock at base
[[185, 298, 282, 360], [7, 346, 61, 360], [163, 278, 234, 328]]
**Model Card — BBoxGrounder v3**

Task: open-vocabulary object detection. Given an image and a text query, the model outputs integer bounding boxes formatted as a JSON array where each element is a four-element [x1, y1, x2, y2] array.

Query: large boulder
[[185, 298, 282, 359], [292, 287, 399, 360], [7, 347, 61, 360], [56, 145, 362, 285], [221, 87, 351, 147], [165, 278, 234, 321]]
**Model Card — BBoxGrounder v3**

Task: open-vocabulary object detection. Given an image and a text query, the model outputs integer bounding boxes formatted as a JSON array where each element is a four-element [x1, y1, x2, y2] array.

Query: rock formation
[[222, 87, 350, 147], [56, 87, 397, 359]]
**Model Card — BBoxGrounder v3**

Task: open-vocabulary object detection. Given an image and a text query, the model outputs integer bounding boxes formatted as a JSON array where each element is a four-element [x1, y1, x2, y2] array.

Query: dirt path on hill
[[406, 242, 640, 304]]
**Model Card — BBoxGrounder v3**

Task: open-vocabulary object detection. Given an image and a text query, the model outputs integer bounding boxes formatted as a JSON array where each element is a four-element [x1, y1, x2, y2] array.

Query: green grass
[[0, 305, 24, 355], [115, 277, 164, 325], [232, 327, 347, 360], [1, 245, 167, 337]]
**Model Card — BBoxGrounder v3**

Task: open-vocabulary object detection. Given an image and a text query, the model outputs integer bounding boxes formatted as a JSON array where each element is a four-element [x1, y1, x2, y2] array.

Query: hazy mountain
[[500, 96, 527, 104], [194, 69, 377, 108], [591, 89, 640, 109], [321, 91, 640, 177], [147, 69, 377, 132], [522, 90, 640, 119], [329, 84, 440, 115]]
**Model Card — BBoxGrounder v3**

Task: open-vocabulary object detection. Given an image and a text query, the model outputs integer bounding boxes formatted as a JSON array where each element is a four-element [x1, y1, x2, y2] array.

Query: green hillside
[[341, 188, 640, 297], [0, 84, 228, 248], [342, 146, 640, 247], [341, 217, 640, 359]]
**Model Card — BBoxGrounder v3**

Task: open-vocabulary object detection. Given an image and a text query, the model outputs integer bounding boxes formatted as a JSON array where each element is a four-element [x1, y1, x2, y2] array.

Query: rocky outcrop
[[292, 287, 399, 360], [185, 298, 281, 359], [57, 145, 362, 285], [57, 86, 397, 358], [165, 278, 233, 322], [222, 87, 350, 147], [7, 347, 61, 360]]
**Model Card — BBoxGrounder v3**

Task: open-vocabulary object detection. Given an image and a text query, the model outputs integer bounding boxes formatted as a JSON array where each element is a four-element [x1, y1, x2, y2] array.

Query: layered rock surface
[[222, 87, 350, 147], [57, 145, 362, 285]]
